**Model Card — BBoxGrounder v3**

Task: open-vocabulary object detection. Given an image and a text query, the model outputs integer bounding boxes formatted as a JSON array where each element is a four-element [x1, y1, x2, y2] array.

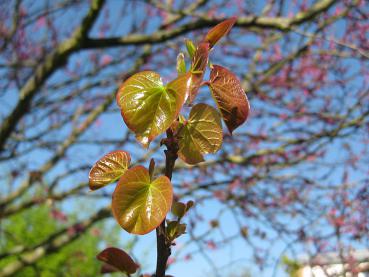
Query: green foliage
[[282, 255, 302, 277], [0, 204, 119, 277]]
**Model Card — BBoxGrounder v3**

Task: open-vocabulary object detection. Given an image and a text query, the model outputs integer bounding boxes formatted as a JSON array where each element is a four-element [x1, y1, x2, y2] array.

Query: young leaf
[[185, 39, 196, 59], [89, 150, 131, 191], [176, 52, 186, 75], [188, 42, 209, 103], [177, 103, 223, 165], [209, 64, 250, 134], [96, 247, 139, 274], [171, 202, 186, 218], [112, 166, 173, 235], [116, 71, 190, 147], [166, 221, 187, 241], [205, 17, 237, 48]]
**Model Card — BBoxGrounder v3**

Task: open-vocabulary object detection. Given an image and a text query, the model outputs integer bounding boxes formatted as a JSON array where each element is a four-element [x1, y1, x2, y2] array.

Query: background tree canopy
[[0, 0, 368, 276]]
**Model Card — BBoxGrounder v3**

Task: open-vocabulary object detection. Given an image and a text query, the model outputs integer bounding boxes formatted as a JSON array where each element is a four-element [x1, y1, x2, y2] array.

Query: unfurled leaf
[[112, 166, 173, 235], [89, 150, 131, 191], [171, 202, 186, 218], [177, 104, 222, 164], [209, 65, 250, 134], [116, 71, 190, 147], [97, 247, 139, 274], [205, 17, 237, 48], [176, 52, 186, 75], [188, 42, 209, 103], [166, 221, 187, 241], [185, 39, 196, 59]]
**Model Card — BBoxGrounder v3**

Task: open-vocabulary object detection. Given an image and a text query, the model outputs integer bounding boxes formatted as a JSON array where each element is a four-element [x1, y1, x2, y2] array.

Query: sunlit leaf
[[209, 64, 250, 134], [188, 42, 209, 103], [177, 104, 222, 164], [185, 39, 196, 59], [176, 52, 186, 75], [112, 166, 173, 235], [96, 247, 139, 274], [89, 150, 131, 191], [116, 71, 190, 147], [205, 17, 237, 48]]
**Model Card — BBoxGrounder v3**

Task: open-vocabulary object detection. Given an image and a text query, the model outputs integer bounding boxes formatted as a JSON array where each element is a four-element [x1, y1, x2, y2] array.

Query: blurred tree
[[0, 203, 121, 277], [0, 0, 368, 276]]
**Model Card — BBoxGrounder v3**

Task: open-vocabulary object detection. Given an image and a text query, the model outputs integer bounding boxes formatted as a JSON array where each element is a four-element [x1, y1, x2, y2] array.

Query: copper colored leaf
[[177, 104, 222, 165], [116, 71, 190, 147], [112, 166, 173, 235], [96, 247, 139, 274], [205, 17, 237, 48], [188, 42, 209, 103], [209, 65, 250, 134], [89, 150, 131, 191]]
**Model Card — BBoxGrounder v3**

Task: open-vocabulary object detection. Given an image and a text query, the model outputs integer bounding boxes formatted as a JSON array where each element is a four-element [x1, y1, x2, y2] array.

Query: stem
[[155, 129, 178, 277]]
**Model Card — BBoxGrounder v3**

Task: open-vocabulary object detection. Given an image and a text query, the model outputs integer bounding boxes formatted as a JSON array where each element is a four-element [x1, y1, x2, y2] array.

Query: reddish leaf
[[188, 42, 209, 103], [100, 263, 118, 274], [96, 247, 139, 274], [205, 17, 237, 48], [89, 150, 131, 190], [112, 166, 173, 235], [209, 65, 250, 134]]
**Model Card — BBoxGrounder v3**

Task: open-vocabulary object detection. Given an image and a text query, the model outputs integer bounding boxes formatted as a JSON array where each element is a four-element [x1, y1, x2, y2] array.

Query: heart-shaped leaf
[[112, 166, 173, 235], [188, 42, 209, 103], [177, 103, 222, 165], [117, 71, 190, 147], [89, 150, 131, 191], [209, 65, 250, 134], [97, 247, 139, 274], [205, 17, 237, 48]]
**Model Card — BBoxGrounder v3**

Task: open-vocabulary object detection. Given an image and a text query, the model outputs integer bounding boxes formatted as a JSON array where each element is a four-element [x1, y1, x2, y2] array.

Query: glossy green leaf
[[209, 64, 250, 134], [112, 166, 173, 235], [205, 17, 237, 48], [177, 104, 222, 165], [97, 247, 139, 274], [188, 42, 209, 103], [185, 39, 196, 59], [89, 150, 131, 191], [176, 52, 186, 75], [116, 71, 190, 147]]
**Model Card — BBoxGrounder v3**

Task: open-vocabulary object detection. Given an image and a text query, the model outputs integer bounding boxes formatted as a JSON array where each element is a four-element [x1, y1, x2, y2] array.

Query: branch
[[0, 0, 106, 152], [83, 0, 336, 49]]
